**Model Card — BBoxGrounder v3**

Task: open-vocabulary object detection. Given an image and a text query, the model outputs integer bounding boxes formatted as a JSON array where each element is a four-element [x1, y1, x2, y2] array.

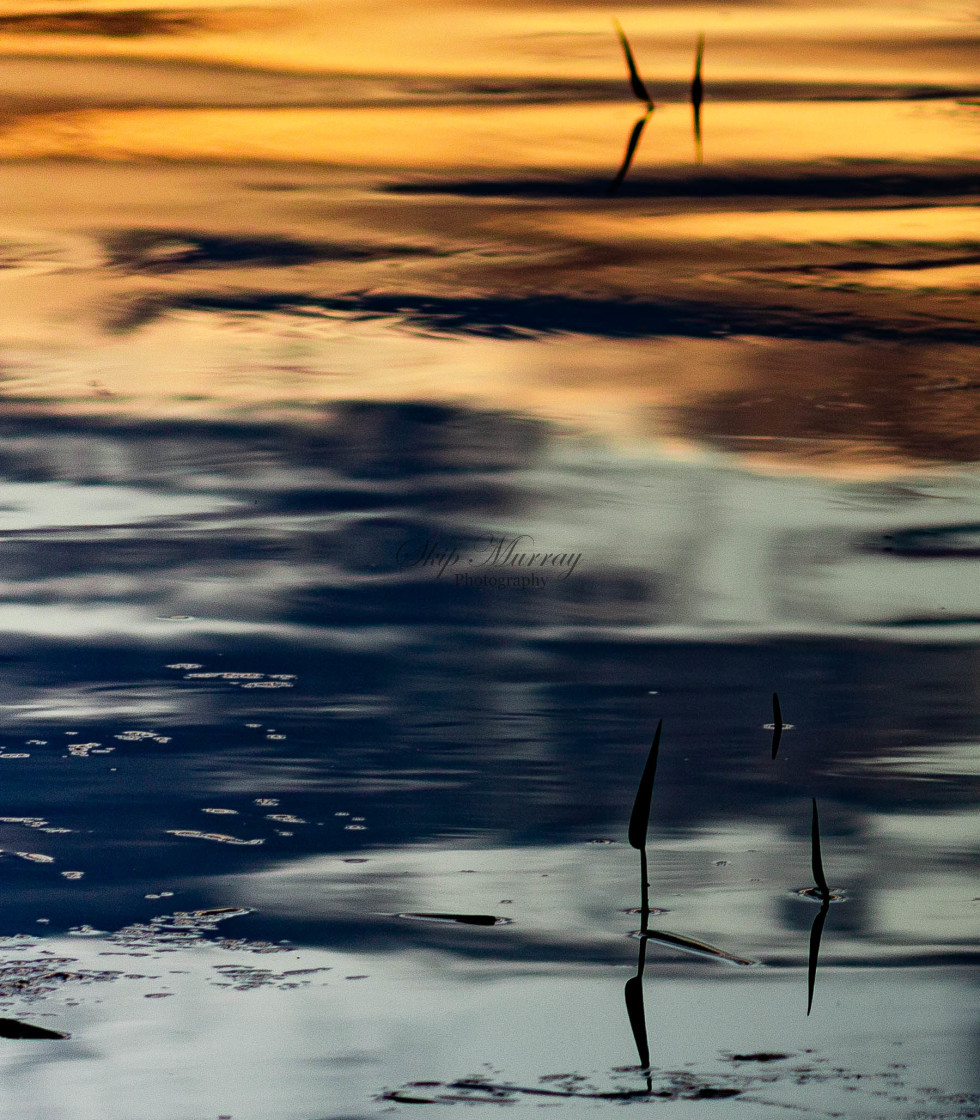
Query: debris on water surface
[[380, 1067, 745, 1104], [0, 1017, 69, 1040], [630, 928, 757, 967], [68, 742, 113, 757], [108, 908, 253, 952], [793, 886, 847, 903], [254, 798, 279, 806], [210, 963, 330, 991], [395, 913, 512, 927], [166, 830, 264, 845]]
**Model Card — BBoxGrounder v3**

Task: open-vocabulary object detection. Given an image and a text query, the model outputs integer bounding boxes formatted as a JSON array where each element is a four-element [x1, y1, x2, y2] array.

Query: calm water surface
[[0, 1, 977, 1117]]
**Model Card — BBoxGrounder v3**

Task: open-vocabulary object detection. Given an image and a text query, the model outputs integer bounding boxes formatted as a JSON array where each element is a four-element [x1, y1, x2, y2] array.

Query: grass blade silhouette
[[810, 798, 829, 900], [806, 798, 832, 1014], [614, 20, 653, 108], [629, 720, 661, 850], [607, 108, 652, 197], [691, 33, 704, 163], [771, 692, 783, 759], [624, 963, 651, 1073], [806, 898, 830, 1015]]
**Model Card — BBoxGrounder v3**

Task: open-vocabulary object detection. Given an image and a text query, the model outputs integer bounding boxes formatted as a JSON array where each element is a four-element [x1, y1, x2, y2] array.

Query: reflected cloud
[[102, 229, 443, 274], [0, 10, 201, 37], [103, 289, 980, 346]]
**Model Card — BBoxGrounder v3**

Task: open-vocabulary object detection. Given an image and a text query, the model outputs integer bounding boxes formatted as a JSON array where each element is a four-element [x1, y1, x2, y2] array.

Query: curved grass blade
[[628, 720, 661, 850], [810, 798, 829, 899], [638, 928, 757, 967], [806, 899, 830, 1015], [771, 692, 783, 759], [624, 972, 651, 1071], [608, 108, 652, 197], [614, 20, 653, 107]]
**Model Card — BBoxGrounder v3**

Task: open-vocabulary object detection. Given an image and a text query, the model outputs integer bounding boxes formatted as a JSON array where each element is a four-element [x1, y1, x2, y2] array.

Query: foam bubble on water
[[265, 814, 305, 824], [61, 871, 84, 880], [26, 740, 47, 745], [266, 733, 286, 740], [0, 753, 30, 759], [245, 723, 261, 729], [115, 731, 158, 741], [344, 824, 367, 831], [202, 808, 239, 815], [15, 852, 53, 863], [254, 798, 279, 807], [166, 663, 202, 670], [243, 681, 293, 688]]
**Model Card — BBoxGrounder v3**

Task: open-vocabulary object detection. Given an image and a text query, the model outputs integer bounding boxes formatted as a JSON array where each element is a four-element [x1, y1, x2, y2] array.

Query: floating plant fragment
[[0, 1018, 68, 1040], [633, 928, 757, 967], [395, 913, 511, 926]]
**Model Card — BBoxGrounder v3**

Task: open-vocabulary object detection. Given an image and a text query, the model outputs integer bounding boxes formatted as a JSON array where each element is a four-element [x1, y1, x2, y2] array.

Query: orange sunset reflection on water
[[0, 0, 976, 472]]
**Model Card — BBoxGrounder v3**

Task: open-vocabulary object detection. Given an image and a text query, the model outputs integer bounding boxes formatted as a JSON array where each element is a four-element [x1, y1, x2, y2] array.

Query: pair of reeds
[[610, 23, 705, 194], [626, 708, 833, 1082]]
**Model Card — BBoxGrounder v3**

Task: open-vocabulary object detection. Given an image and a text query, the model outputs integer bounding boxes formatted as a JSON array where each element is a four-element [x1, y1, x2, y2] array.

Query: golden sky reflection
[[0, 1, 975, 85], [0, 0, 976, 474], [0, 99, 974, 168]]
